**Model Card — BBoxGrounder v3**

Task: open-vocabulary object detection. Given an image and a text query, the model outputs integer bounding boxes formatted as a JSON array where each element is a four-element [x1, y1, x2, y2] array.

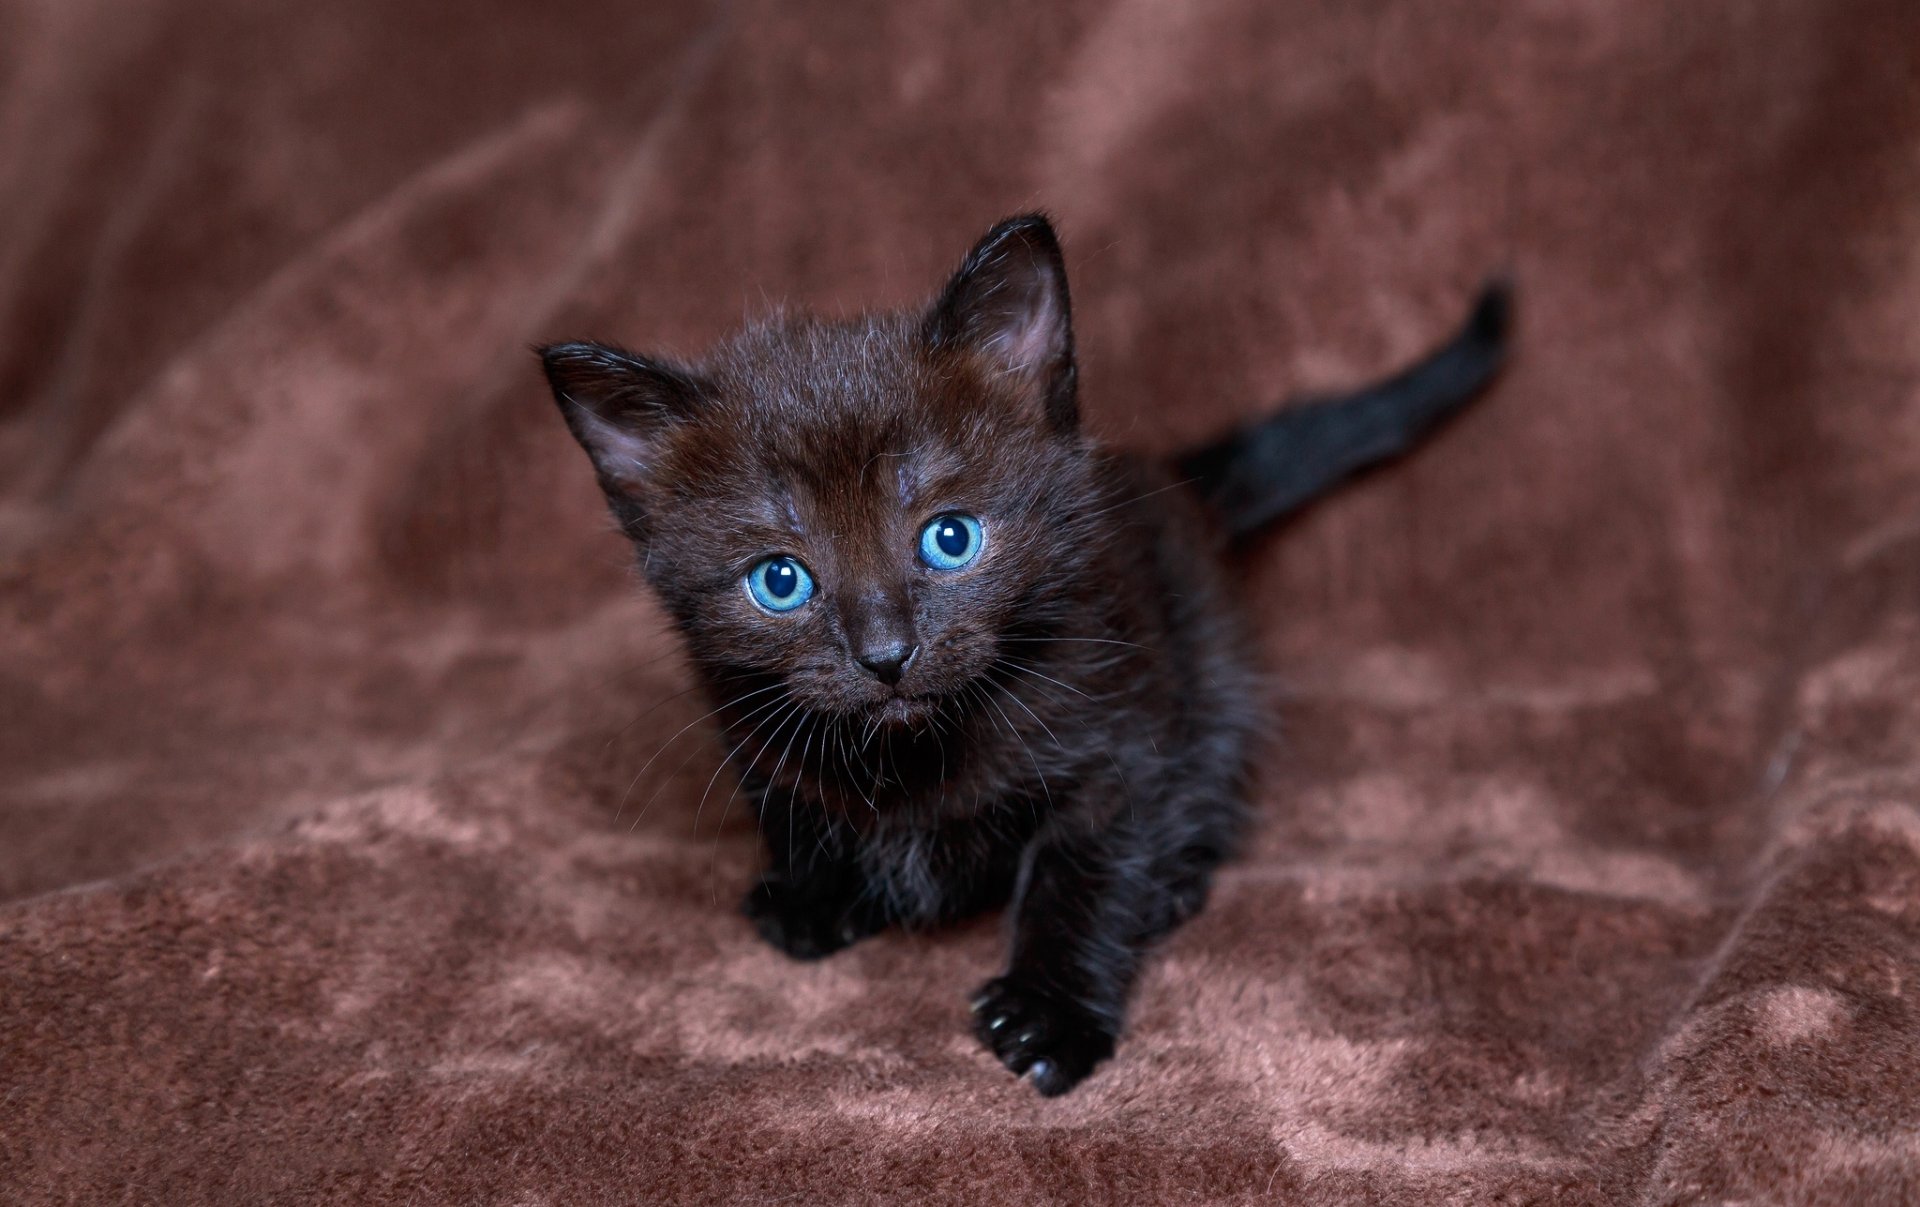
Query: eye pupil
[[936, 523, 967, 557], [763, 561, 795, 597]]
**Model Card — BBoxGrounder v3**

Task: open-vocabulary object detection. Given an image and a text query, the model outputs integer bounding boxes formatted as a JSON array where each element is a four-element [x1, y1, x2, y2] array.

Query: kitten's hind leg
[[743, 796, 888, 960]]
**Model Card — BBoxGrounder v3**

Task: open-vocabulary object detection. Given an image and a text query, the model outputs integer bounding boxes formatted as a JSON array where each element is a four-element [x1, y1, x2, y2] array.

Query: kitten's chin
[[872, 695, 936, 730]]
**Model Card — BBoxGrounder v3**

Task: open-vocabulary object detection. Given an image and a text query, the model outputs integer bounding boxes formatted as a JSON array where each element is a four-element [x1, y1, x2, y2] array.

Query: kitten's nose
[[855, 641, 918, 686]]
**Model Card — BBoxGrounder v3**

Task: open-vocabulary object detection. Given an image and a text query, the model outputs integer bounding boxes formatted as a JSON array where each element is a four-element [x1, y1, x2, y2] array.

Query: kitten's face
[[637, 318, 1092, 725], [543, 216, 1093, 728]]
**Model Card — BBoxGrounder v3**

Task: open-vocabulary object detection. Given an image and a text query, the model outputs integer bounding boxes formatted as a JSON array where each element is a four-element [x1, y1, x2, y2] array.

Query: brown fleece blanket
[[6, 1, 1920, 1202]]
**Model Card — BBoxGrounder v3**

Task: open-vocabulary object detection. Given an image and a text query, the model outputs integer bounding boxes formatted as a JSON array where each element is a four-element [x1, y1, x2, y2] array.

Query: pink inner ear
[[574, 406, 656, 489], [987, 287, 1065, 378]]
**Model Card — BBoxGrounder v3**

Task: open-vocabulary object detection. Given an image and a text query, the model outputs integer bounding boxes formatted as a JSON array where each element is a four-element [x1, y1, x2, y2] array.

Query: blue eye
[[745, 556, 815, 612], [918, 513, 983, 571]]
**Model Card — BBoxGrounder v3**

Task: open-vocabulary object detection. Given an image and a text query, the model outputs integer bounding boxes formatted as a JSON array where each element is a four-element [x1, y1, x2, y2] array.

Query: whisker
[[629, 688, 791, 833], [993, 663, 1136, 813], [999, 636, 1153, 653], [978, 681, 1051, 813], [786, 714, 824, 873], [996, 674, 1066, 753], [1078, 477, 1199, 522], [603, 680, 705, 752], [833, 713, 877, 813], [508, 637, 690, 737], [995, 657, 1099, 702], [693, 695, 804, 843], [708, 698, 810, 903], [613, 681, 785, 825]]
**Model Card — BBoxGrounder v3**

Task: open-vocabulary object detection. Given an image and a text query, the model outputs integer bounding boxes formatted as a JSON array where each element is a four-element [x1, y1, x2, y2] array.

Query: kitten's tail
[[1178, 281, 1511, 539]]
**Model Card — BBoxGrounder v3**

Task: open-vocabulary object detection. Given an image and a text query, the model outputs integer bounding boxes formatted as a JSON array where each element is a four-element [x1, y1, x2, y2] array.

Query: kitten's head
[[541, 215, 1103, 727]]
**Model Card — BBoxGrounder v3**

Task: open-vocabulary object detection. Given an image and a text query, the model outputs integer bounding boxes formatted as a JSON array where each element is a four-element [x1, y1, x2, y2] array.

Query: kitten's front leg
[[970, 823, 1150, 1096], [742, 794, 887, 961]]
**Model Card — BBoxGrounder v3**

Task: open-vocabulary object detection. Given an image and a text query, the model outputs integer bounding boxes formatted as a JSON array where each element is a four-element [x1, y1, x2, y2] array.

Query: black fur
[[539, 215, 1508, 1096], [1180, 281, 1510, 537]]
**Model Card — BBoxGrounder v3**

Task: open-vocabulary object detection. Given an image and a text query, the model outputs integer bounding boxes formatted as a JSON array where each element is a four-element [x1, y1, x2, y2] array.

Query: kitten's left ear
[[538, 341, 707, 496], [925, 214, 1078, 433]]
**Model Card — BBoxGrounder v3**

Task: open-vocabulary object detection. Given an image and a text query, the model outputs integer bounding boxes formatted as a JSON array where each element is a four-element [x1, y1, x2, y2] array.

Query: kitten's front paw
[[969, 975, 1116, 1096], [742, 876, 881, 961]]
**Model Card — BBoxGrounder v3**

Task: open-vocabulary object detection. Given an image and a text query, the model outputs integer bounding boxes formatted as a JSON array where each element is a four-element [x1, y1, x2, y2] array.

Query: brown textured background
[[5, 1, 1920, 1202]]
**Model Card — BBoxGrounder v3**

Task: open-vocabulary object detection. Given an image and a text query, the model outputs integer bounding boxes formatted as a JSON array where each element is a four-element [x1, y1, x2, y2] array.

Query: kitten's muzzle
[[855, 641, 919, 687]]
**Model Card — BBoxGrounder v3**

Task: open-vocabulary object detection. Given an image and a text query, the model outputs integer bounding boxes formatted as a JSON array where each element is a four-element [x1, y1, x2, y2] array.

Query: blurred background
[[4, 1, 1920, 1200], [10, 0, 1919, 889]]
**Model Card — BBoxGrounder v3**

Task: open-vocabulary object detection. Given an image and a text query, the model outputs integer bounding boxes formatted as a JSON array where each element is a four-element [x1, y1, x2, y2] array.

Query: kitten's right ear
[[537, 342, 705, 494], [925, 214, 1078, 433]]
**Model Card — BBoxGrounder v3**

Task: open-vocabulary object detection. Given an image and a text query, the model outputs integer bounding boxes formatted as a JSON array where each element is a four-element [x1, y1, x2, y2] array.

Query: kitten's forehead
[[746, 423, 966, 550], [699, 313, 1000, 495], [712, 313, 927, 418]]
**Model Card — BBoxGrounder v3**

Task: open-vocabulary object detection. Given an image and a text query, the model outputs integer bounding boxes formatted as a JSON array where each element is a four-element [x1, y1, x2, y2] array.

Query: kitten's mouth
[[872, 694, 936, 729]]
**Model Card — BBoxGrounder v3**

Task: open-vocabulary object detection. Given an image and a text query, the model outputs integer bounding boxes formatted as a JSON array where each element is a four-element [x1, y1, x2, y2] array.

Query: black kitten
[[540, 216, 1507, 1095]]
